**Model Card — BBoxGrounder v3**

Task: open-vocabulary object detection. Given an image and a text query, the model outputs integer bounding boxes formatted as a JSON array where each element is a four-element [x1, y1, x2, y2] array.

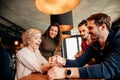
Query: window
[[62, 35, 81, 59]]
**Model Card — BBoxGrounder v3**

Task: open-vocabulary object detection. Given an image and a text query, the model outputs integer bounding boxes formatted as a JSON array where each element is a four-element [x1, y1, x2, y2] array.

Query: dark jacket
[[65, 27, 120, 80], [0, 45, 12, 80]]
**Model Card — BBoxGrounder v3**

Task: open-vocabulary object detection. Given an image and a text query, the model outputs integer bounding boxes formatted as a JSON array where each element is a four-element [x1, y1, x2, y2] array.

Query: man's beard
[[82, 35, 89, 40]]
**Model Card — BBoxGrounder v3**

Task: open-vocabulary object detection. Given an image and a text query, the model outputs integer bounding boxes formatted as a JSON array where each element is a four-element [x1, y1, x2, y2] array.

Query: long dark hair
[[43, 23, 62, 46]]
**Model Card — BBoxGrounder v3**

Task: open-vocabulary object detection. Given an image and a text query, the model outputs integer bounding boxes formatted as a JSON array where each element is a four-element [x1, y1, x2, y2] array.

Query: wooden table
[[19, 74, 48, 80], [19, 73, 104, 80]]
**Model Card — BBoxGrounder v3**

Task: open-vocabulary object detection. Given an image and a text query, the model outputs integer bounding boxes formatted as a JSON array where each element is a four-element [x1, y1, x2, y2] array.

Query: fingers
[[48, 55, 65, 67], [74, 54, 78, 58], [48, 57, 52, 63], [49, 55, 58, 63], [48, 67, 57, 80], [74, 51, 81, 58], [48, 67, 66, 80]]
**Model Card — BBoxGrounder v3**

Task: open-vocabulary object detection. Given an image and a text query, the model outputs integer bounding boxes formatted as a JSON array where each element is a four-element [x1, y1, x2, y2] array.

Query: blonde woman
[[15, 28, 52, 80]]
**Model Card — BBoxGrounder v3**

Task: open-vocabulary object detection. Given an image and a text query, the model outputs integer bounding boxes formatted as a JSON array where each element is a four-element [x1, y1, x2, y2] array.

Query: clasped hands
[[47, 55, 66, 80], [49, 55, 66, 67]]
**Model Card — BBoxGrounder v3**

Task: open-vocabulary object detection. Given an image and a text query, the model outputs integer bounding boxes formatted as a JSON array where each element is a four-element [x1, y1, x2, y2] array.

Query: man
[[74, 20, 94, 59], [48, 13, 120, 80]]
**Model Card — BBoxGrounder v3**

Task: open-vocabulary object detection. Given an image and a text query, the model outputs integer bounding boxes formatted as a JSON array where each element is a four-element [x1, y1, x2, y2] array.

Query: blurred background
[[0, 0, 120, 78]]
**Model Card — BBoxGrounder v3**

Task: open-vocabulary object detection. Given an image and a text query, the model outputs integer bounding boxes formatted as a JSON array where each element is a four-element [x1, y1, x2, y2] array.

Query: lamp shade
[[35, 0, 80, 14], [62, 31, 71, 38], [51, 11, 73, 31], [50, 11, 73, 38]]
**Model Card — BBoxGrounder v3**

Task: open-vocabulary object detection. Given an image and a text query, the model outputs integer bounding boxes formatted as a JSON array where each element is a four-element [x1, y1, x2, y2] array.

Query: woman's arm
[[41, 63, 52, 72]]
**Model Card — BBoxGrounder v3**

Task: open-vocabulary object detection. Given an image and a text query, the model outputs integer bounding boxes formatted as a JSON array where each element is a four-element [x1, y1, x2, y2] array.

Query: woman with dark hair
[[39, 23, 62, 60]]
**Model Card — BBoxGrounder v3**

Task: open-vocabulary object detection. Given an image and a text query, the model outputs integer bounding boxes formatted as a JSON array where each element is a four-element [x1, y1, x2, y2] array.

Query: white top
[[15, 47, 47, 80]]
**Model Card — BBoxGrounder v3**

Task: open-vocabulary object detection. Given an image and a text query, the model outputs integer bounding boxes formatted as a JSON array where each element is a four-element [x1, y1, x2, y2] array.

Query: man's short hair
[[87, 13, 111, 31], [78, 20, 87, 28]]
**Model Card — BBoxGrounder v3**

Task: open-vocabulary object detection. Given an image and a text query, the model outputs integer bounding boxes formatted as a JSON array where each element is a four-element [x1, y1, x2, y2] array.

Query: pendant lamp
[[35, 0, 80, 14], [51, 11, 73, 38]]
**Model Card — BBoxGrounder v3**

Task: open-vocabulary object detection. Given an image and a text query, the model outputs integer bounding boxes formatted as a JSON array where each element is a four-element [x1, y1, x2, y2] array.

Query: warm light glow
[[14, 40, 19, 46], [60, 25, 73, 31], [35, 0, 80, 14], [20, 43, 24, 48], [62, 34, 71, 39]]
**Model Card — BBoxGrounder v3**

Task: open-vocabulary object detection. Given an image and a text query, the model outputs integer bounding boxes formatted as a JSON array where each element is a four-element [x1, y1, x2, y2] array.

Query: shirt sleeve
[[16, 50, 42, 72], [79, 37, 120, 79], [66, 39, 120, 79], [66, 46, 93, 67], [79, 50, 120, 79]]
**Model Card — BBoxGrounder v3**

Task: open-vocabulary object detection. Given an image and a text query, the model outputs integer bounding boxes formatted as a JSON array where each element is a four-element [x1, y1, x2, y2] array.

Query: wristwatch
[[65, 69, 71, 78]]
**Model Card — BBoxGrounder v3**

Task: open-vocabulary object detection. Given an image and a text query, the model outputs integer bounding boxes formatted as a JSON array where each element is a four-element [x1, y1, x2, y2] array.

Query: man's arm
[[48, 67, 80, 80]]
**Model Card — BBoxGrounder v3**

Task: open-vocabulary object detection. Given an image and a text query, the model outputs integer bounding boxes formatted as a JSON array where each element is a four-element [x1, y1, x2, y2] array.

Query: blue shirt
[[65, 27, 120, 80]]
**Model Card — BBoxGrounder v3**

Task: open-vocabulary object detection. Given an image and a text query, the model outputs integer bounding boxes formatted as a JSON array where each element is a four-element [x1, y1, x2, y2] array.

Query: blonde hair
[[22, 28, 42, 46]]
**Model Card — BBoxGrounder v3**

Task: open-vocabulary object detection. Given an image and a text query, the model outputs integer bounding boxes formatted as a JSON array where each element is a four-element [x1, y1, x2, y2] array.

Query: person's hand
[[41, 63, 52, 72], [49, 56, 57, 64], [48, 67, 80, 80], [74, 52, 80, 59], [49, 55, 66, 66], [49, 56, 61, 67], [74, 50, 84, 59], [48, 67, 66, 80]]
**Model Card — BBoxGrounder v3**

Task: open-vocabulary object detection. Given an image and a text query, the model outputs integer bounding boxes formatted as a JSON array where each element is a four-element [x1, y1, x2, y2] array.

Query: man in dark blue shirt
[[48, 13, 120, 80]]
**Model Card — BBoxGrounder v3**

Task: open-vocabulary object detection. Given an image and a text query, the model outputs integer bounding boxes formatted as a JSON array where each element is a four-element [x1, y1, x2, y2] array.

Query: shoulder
[[81, 40, 86, 44], [107, 27, 120, 45], [41, 35, 45, 40], [41, 35, 50, 41], [16, 47, 29, 56], [108, 27, 120, 39]]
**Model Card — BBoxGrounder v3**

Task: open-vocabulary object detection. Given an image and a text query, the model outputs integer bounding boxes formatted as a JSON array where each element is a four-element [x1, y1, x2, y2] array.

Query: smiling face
[[28, 32, 41, 50], [49, 26, 58, 39], [78, 24, 89, 39], [87, 20, 102, 40]]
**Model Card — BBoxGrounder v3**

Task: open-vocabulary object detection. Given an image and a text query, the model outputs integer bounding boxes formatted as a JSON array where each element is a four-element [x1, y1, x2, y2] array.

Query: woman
[[39, 23, 62, 60], [15, 28, 52, 80]]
